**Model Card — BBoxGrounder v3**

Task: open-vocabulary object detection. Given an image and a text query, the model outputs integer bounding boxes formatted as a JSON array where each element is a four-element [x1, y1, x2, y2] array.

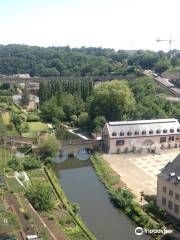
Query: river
[[54, 153, 151, 240]]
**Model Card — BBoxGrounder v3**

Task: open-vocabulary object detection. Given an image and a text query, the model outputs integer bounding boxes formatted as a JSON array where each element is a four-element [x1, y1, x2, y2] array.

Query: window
[[149, 130, 153, 134], [169, 190, 173, 197], [134, 131, 139, 135], [163, 186, 166, 193], [156, 129, 161, 134], [175, 193, 180, 200], [174, 204, 179, 214], [120, 132, 124, 136], [162, 197, 166, 206], [170, 129, 174, 133], [116, 140, 124, 146], [169, 136, 174, 141], [177, 128, 180, 133], [127, 131, 132, 136], [163, 129, 168, 133], [168, 200, 173, 210], [112, 132, 117, 136], [160, 137, 166, 143], [142, 130, 146, 135]]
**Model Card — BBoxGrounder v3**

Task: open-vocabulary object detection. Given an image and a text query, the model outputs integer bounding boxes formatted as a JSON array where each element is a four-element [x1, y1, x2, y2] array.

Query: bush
[[26, 182, 55, 211], [59, 215, 72, 225], [8, 157, 24, 171], [64, 226, 81, 236], [23, 157, 41, 170]]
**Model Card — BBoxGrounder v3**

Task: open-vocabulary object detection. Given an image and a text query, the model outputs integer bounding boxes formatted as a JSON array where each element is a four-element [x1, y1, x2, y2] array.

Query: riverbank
[[91, 153, 162, 239], [44, 167, 97, 240]]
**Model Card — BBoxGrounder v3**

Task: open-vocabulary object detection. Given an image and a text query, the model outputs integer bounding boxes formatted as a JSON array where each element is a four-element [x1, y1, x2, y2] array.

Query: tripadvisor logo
[[135, 227, 172, 236], [135, 227, 144, 236]]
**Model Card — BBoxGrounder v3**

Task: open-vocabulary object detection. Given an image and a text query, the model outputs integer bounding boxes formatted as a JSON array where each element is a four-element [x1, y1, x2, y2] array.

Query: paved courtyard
[[103, 149, 180, 199]]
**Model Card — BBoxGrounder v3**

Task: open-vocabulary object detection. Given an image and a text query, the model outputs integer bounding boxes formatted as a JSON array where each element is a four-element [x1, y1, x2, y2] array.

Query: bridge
[[61, 139, 101, 154], [0, 75, 126, 84]]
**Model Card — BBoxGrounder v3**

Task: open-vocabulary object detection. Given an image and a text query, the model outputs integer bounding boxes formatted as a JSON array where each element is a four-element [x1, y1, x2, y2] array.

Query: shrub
[[59, 215, 72, 225], [23, 157, 41, 170], [26, 182, 55, 211]]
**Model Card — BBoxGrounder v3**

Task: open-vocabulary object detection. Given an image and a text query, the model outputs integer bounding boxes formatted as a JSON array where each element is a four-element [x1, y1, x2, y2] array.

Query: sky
[[0, 0, 180, 51]]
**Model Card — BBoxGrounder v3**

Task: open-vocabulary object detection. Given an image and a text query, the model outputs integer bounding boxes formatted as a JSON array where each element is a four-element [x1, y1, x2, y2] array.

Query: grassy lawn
[[1, 112, 10, 125], [6, 176, 24, 193], [23, 122, 49, 138]]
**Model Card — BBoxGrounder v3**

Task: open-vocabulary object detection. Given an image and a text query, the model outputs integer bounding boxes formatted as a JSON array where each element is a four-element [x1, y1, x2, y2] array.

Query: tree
[[88, 80, 135, 121], [26, 182, 54, 211], [21, 89, 30, 106], [40, 98, 64, 122], [155, 59, 170, 75], [38, 135, 60, 160], [78, 112, 89, 129], [94, 116, 106, 133]]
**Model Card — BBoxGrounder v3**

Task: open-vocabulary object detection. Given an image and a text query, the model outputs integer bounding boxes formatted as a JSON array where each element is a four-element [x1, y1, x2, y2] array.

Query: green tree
[[26, 182, 54, 211], [88, 80, 135, 121], [78, 112, 89, 129], [21, 89, 30, 106], [38, 135, 60, 160], [94, 116, 106, 133], [155, 59, 170, 74], [40, 98, 64, 122]]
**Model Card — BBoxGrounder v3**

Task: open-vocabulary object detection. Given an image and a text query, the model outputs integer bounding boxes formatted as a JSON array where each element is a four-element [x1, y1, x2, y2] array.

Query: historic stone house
[[102, 119, 180, 153]]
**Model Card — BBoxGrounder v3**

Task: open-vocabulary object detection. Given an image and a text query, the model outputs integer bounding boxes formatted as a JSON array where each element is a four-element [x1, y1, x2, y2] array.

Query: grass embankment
[[23, 122, 50, 138], [44, 167, 97, 240], [91, 154, 163, 237]]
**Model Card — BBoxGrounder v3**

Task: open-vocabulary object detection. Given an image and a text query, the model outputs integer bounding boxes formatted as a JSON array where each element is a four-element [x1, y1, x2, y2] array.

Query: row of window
[[162, 197, 179, 214], [163, 186, 180, 200], [112, 128, 180, 137], [116, 136, 177, 146]]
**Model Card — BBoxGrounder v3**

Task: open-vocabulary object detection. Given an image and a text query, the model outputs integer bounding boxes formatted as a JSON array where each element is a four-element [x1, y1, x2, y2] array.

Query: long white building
[[102, 119, 180, 153]]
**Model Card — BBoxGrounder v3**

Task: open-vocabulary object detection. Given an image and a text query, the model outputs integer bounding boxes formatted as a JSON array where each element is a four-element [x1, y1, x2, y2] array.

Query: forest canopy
[[0, 44, 180, 77]]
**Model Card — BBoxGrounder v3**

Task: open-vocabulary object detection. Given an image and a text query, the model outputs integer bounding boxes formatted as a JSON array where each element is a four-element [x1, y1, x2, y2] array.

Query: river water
[[54, 153, 151, 240]]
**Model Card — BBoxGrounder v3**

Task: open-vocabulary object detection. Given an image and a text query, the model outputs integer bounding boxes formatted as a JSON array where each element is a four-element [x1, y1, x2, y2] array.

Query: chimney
[[168, 172, 175, 180], [175, 176, 180, 184]]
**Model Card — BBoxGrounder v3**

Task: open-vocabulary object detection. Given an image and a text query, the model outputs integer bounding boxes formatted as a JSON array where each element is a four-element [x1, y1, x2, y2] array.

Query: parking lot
[[102, 149, 180, 199]]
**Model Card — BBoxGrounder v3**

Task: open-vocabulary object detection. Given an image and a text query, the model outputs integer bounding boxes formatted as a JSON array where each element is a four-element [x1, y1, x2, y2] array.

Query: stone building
[[102, 119, 180, 153], [12, 94, 39, 110], [157, 154, 180, 220]]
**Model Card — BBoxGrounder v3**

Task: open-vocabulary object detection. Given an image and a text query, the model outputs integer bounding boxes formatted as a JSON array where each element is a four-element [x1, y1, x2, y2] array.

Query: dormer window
[[163, 129, 168, 133], [156, 129, 161, 134], [127, 131, 132, 136], [112, 132, 117, 136], [142, 130, 146, 135], [170, 128, 174, 133], [120, 132, 124, 136], [149, 130, 153, 134], [134, 131, 139, 135]]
